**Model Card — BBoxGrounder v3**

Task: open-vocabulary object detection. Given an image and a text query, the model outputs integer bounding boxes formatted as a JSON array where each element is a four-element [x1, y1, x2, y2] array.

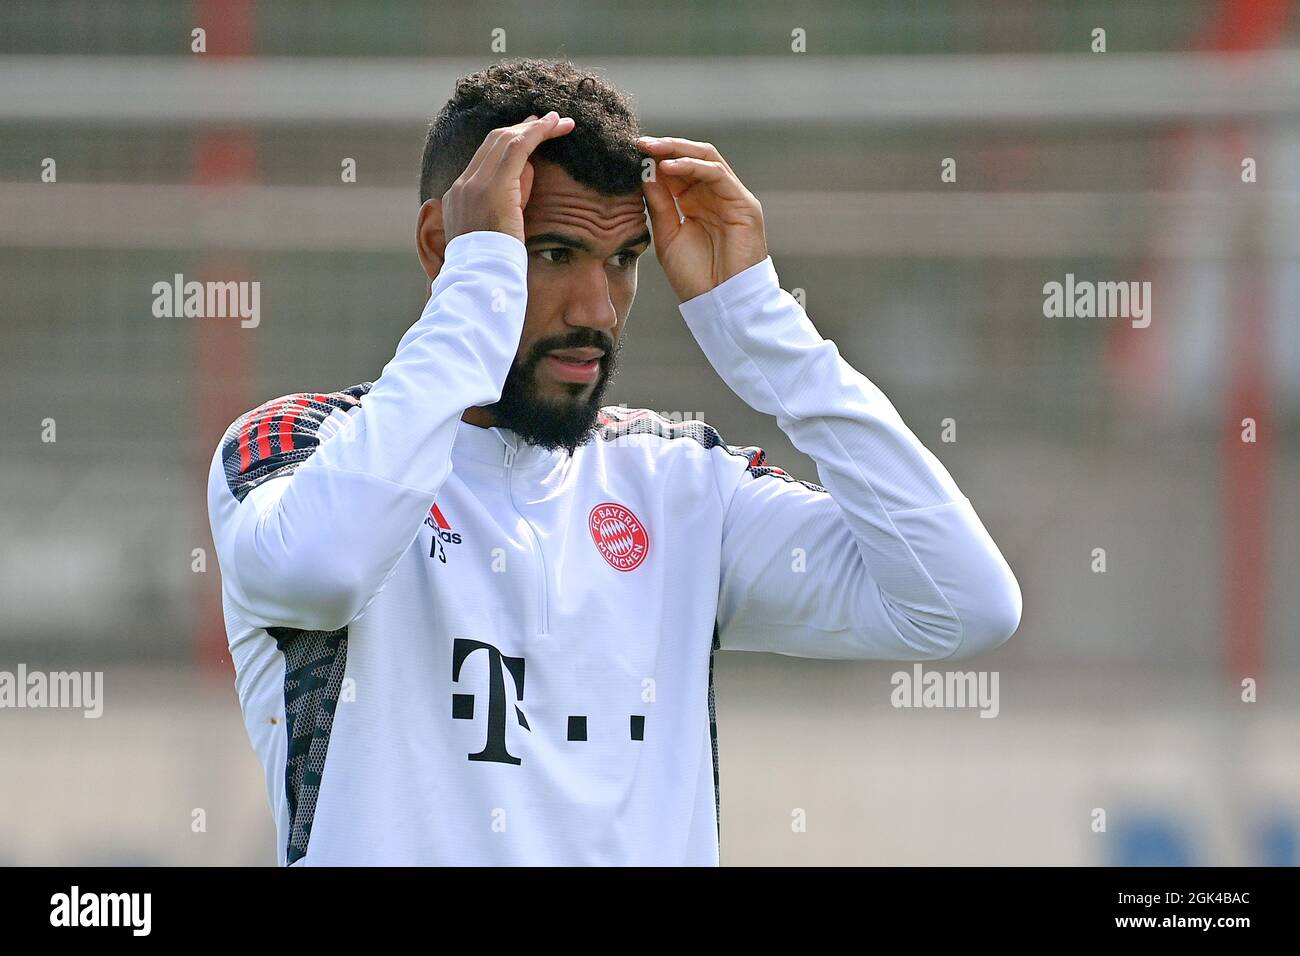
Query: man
[[207, 59, 1021, 866]]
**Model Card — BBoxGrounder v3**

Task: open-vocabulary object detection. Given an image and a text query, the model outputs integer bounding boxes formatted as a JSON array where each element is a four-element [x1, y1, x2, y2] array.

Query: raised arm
[[641, 133, 1020, 660], [686, 260, 1021, 660], [207, 112, 574, 632]]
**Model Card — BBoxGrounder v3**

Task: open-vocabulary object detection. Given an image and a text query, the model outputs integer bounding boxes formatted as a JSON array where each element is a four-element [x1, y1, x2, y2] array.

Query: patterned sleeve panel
[[596, 405, 826, 493], [220, 383, 372, 503]]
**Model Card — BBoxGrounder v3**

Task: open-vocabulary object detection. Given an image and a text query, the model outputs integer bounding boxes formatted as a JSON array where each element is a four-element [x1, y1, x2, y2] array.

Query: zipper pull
[[503, 445, 514, 468]]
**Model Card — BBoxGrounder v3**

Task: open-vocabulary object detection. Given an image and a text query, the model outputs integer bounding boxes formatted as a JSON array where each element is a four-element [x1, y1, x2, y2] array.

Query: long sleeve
[[680, 257, 1021, 661], [206, 231, 528, 632]]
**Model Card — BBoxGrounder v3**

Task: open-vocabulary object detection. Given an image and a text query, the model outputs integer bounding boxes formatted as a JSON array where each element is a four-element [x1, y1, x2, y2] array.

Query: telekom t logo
[[452, 638, 529, 764]]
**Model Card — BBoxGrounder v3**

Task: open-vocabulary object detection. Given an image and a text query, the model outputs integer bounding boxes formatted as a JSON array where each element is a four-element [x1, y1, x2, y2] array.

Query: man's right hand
[[441, 111, 576, 244]]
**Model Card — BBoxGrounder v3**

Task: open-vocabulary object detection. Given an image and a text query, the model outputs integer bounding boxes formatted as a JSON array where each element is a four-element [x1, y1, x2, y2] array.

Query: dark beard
[[485, 329, 621, 455]]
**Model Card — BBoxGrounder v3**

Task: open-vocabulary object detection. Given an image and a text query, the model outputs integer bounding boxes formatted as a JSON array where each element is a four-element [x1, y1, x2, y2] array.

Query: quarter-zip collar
[[451, 417, 568, 470]]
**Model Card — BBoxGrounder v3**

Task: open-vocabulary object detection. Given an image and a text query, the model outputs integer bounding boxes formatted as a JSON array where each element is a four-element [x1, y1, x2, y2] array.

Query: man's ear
[[416, 198, 447, 285]]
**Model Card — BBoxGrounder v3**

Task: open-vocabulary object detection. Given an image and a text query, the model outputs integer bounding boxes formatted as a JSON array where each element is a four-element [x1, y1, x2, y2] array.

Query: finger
[[636, 136, 722, 163], [653, 157, 747, 198], [462, 113, 569, 188], [490, 111, 576, 184], [458, 114, 537, 184], [519, 158, 536, 209], [641, 170, 681, 242], [640, 135, 740, 180]]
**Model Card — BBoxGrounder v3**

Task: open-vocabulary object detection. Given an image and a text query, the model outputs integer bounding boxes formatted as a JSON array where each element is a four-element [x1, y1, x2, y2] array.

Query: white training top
[[206, 230, 1021, 866]]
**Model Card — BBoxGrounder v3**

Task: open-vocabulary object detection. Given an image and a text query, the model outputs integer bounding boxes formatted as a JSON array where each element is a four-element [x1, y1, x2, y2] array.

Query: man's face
[[484, 161, 650, 453]]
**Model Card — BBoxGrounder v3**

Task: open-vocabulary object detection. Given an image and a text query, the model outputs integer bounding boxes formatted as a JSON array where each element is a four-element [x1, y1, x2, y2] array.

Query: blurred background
[[1, 0, 1297, 865]]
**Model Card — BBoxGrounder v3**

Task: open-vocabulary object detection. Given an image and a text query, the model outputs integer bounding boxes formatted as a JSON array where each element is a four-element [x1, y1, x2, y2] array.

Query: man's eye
[[609, 251, 640, 270], [538, 248, 571, 264]]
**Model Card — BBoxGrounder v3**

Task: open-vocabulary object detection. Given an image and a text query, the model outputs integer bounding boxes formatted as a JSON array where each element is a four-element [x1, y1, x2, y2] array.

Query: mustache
[[525, 329, 616, 364]]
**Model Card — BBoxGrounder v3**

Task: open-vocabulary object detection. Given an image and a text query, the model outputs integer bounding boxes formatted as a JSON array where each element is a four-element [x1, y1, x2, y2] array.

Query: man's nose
[[563, 268, 619, 333]]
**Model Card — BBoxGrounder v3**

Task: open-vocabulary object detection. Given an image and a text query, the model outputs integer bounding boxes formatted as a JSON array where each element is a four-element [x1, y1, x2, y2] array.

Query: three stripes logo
[[588, 502, 649, 572]]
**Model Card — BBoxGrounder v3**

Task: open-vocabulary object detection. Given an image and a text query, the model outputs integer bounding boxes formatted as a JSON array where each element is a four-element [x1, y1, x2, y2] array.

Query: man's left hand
[[638, 135, 768, 303]]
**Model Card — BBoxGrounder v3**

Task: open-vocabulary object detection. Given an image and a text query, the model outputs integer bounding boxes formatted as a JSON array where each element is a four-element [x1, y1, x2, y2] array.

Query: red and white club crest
[[588, 502, 649, 572]]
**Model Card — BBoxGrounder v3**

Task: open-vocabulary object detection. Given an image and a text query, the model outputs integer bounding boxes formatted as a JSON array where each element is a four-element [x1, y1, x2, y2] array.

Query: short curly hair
[[419, 58, 645, 205]]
